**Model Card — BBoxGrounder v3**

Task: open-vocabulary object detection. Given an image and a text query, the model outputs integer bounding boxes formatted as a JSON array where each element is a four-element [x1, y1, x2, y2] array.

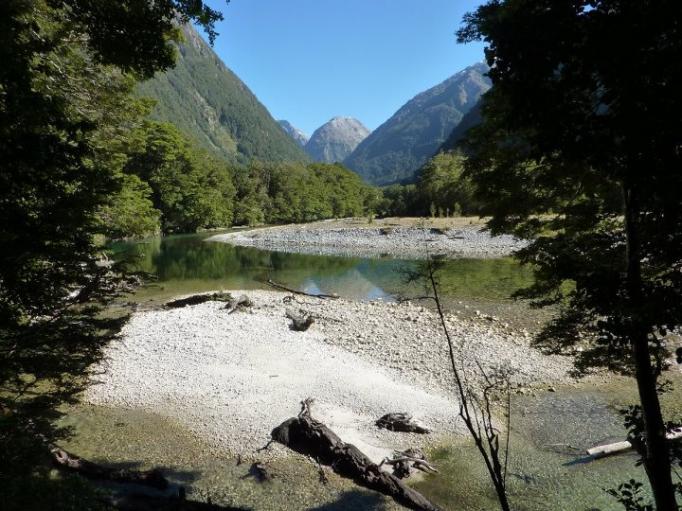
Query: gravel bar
[[207, 225, 526, 259], [86, 291, 572, 462]]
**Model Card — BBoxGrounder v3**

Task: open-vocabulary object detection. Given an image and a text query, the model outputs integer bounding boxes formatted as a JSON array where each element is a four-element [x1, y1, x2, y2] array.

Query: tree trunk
[[624, 185, 677, 510]]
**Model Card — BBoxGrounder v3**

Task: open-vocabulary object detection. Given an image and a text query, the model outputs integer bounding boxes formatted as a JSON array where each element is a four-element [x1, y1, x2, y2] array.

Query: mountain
[[344, 63, 491, 185], [304, 117, 370, 163], [439, 100, 483, 153], [278, 120, 309, 147], [137, 24, 308, 164]]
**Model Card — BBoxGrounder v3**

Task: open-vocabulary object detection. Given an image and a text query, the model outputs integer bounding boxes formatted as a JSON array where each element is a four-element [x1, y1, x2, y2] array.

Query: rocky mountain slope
[[439, 99, 483, 153], [278, 120, 309, 147], [305, 117, 370, 163], [344, 63, 491, 185], [137, 24, 308, 164]]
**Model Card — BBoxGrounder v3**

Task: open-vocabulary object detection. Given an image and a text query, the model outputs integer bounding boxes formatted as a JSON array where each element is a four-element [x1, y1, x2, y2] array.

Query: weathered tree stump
[[376, 413, 430, 434], [165, 293, 233, 309], [271, 399, 441, 511], [286, 309, 314, 331]]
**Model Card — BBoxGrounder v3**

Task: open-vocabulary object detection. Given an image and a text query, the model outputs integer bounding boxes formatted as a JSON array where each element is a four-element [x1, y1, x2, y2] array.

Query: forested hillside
[[344, 63, 490, 185], [137, 24, 308, 164], [103, 121, 377, 238]]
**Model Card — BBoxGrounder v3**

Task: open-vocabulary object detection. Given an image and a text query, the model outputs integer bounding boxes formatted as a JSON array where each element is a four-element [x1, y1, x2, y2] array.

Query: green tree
[[125, 122, 235, 233], [99, 174, 160, 239], [459, 1, 682, 509], [0, 0, 225, 323], [1, 1, 227, 506], [418, 151, 479, 216]]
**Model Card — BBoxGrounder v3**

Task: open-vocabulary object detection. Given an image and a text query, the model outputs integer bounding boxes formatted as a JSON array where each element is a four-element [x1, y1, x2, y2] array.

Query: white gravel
[[207, 225, 526, 259], [86, 291, 572, 462]]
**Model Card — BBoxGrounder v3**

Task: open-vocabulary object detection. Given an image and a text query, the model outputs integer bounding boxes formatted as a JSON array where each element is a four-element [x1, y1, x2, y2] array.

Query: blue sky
[[201, 0, 485, 135]]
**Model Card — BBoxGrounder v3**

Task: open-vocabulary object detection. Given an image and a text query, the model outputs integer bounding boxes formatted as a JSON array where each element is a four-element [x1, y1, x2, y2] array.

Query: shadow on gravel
[[307, 490, 388, 511]]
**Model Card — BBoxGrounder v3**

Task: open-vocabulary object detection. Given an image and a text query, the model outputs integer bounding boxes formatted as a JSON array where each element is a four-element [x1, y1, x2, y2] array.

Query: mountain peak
[[278, 120, 309, 148], [344, 63, 491, 185], [305, 117, 370, 163]]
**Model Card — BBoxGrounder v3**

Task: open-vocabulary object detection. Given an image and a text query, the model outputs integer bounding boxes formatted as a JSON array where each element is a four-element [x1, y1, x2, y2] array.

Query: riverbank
[[86, 290, 573, 464], [207, 217, 526, 259]]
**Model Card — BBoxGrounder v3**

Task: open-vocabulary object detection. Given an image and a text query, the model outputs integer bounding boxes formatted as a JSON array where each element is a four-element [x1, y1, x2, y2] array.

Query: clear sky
[[201, 0, 485, 135]]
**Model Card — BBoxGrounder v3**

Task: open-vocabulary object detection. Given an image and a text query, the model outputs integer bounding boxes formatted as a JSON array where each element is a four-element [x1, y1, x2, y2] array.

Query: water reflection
[[112, 232, 534, 303]]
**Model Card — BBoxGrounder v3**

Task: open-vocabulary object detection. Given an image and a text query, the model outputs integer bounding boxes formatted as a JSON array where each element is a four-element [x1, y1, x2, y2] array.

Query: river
[[57, 230, 662, 510]]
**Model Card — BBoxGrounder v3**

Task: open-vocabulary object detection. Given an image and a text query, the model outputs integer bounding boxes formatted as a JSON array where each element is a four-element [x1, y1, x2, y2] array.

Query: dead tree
[[265, 279, 338, 299], [406, 257, 514, 511], [271, 398, 441, 511]]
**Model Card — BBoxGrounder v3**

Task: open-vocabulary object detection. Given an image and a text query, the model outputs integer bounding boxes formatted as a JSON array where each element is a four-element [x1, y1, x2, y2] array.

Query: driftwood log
[[266, 279, 338, 299], [271, 399, 440, 511], [51, 446, 169, 490], [586, 427, 682, 459], [165, 293, 233, 309], [285, 309, 314, 331], [379, 448, 438, 479], [224, 294, 253, 314], [376, 413, 431, 434]]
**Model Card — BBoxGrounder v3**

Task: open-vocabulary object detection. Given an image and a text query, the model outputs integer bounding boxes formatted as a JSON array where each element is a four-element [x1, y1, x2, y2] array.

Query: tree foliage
[[124, 121, 236, 233], [458, 1, 682, 508], [0, 1, 227, 505], [233, 161, 375, 226]]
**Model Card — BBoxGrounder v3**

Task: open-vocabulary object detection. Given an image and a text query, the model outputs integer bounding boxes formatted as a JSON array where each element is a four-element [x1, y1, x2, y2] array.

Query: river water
[[58, 230, 660, 510]]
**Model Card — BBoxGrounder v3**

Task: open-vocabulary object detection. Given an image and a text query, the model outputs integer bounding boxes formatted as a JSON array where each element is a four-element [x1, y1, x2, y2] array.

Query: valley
[[4, 3, 680, 511]]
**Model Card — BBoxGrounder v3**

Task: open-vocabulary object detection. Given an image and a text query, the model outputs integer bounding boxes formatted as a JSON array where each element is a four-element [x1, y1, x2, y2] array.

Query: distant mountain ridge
[[137, 24, 308, 164], [304, 117, 370, 163], [278, 120, 309, 147], [344, 63, 491, 185]]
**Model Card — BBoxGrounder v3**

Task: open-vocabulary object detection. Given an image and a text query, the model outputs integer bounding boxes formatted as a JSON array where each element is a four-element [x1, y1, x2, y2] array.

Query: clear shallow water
[[111, 231, 535, 307], [74, 231, 655, 510]]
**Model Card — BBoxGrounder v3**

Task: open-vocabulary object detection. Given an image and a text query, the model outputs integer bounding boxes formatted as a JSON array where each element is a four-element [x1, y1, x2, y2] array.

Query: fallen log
[[165, 293, 233, 309], [271, 399, 441, 511], [285, 309, 314, 331], [51, 446, 168, 490], [376, 413, 430, 434], [586, 427, 682, 459], [265, 279, 338, 299]]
